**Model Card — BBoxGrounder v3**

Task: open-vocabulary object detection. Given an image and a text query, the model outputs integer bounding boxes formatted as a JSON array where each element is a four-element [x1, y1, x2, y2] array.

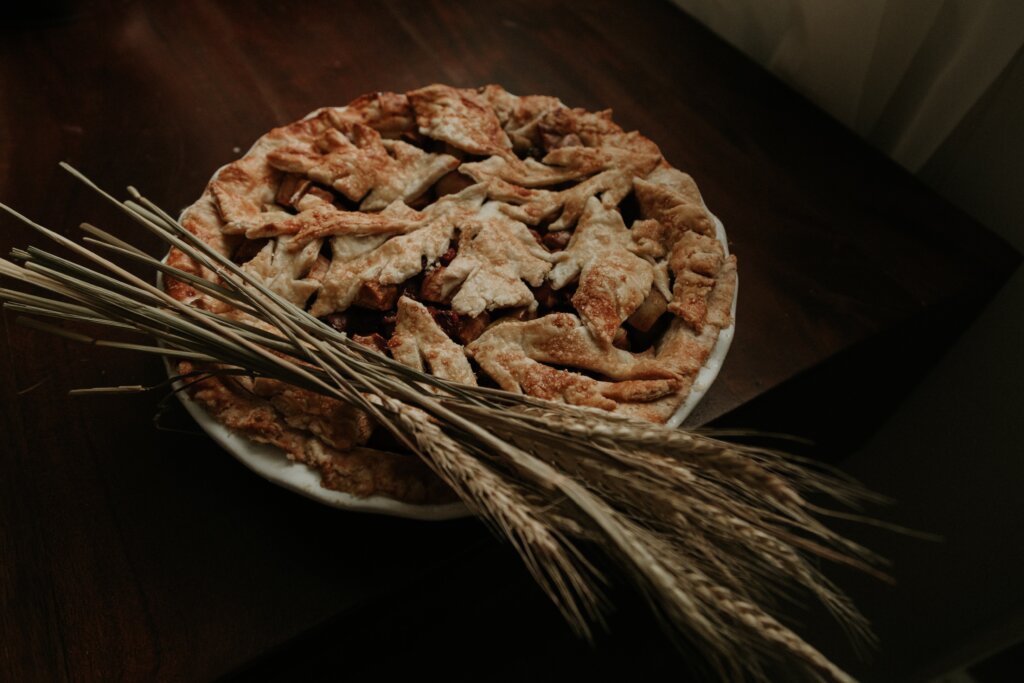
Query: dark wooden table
[[1, 1, 1018, 681]]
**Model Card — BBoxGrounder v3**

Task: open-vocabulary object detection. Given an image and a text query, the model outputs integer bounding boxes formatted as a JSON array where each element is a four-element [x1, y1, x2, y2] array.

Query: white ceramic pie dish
[[163, 213, 735, 520]]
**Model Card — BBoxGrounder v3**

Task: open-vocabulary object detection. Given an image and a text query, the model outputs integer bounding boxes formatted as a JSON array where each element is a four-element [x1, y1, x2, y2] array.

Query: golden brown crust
[[551, 198, 654, 343], [389, 297, 477, 384], [178, 362, 455, 504], [167, 84, 737, 503], [408, 84, 513, 157]]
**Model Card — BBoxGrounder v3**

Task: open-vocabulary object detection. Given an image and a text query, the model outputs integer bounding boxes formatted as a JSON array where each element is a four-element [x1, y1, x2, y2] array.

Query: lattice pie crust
[[166, 85, 737, 504]]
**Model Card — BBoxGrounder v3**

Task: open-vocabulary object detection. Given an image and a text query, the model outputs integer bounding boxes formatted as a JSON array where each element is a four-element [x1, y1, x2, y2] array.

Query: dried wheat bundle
[[0, 164, 887, 682]]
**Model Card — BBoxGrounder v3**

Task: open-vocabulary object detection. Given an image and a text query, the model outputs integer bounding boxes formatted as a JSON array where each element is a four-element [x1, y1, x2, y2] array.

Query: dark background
[[1, 2, 1019, 681]]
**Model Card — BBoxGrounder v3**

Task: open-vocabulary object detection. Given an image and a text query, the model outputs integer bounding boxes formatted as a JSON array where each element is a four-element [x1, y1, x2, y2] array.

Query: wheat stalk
[[0, 164, 885, 682]]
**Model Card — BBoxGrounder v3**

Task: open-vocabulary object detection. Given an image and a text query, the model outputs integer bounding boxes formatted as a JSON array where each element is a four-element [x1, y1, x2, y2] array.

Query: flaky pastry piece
[[549, 198, 654, 343], [167, 84, 737, 504]]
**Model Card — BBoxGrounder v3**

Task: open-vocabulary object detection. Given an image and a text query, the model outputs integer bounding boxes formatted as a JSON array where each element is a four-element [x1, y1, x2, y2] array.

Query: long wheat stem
[[0, 167, 888, 681]]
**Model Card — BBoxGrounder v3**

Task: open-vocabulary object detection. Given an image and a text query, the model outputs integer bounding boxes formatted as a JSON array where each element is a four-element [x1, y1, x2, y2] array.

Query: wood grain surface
[[1, 1, 1018, 680]]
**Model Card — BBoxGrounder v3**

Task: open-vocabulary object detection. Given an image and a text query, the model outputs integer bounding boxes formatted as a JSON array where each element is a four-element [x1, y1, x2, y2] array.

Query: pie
[[166, 84, 737, 505]]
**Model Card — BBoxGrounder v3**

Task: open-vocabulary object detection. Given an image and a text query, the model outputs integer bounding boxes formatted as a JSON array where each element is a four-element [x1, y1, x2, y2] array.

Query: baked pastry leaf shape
[[440, 209, 556, 317], [266, 119, 460, 211], [389, 296, 478, 385], [168, 84, 737, 503], [549, 197, 654, 343], [632, 168, 734, 331], [408, 84, 514, 157]]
